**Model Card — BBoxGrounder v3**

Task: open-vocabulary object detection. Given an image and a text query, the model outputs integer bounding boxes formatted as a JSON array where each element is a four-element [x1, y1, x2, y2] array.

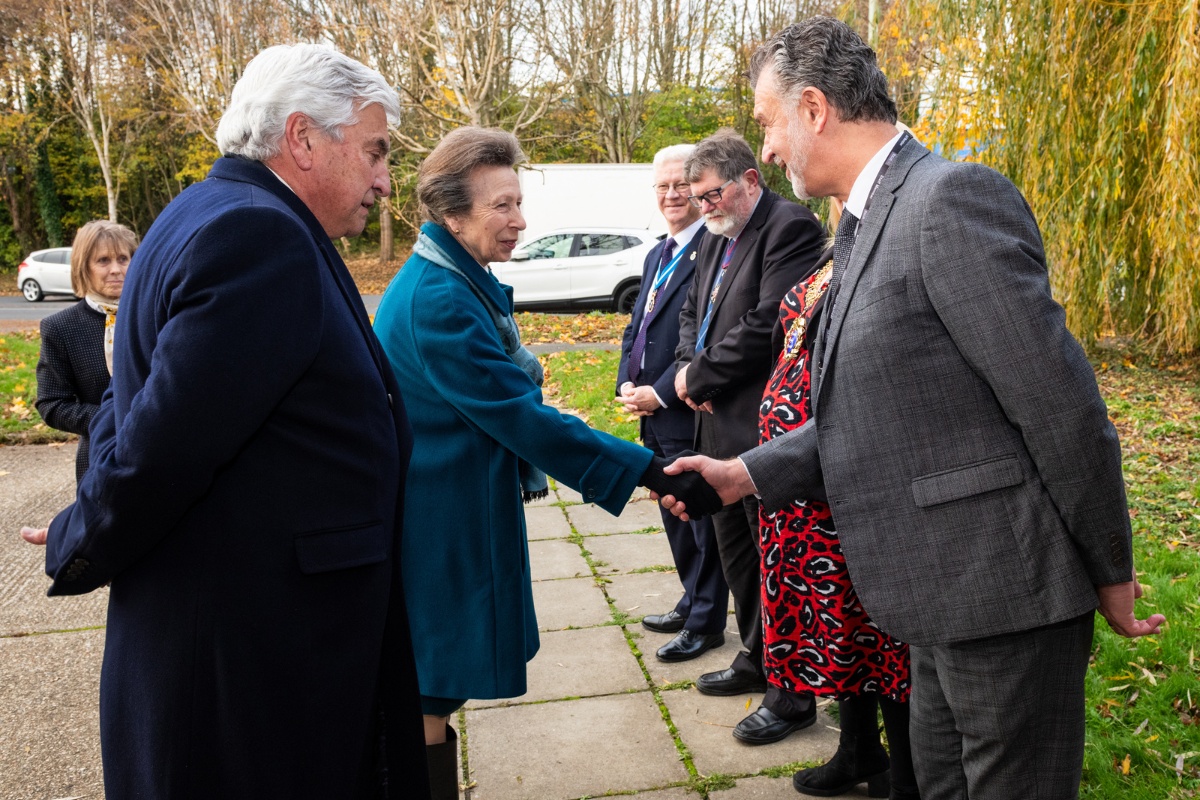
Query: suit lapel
[[814, 141, 929, 407]]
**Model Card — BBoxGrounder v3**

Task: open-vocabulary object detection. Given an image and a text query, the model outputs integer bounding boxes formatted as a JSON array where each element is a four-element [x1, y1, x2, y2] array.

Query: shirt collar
[[265, 165, 297, 195], [844, 131, 903, 219], [670, 217, 706, 250]]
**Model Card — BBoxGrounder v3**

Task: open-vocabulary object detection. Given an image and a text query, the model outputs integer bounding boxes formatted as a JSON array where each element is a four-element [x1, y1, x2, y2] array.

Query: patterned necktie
[[628, 237, 676, 384], [696, 237, 737, 350]]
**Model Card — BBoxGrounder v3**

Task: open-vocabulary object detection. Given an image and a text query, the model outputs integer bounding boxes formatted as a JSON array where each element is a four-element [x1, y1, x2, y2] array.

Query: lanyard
[[646, 243, 688, 315], [861, 131, 912, 220]]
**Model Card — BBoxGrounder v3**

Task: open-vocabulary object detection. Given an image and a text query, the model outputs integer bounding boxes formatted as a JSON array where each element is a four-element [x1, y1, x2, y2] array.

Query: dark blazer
[[743, 140, 1132, 647], [42, 157, 427, 798], [616, 230, 706, 441], [676, 186, 825, 458], [36, 300, 110, 481]]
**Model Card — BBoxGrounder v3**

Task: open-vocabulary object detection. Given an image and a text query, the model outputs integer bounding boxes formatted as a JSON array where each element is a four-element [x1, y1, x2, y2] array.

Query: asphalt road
[[0, 294, 386, 324]]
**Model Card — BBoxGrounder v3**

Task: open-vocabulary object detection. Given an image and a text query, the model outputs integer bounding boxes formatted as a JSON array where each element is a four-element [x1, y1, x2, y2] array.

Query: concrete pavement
[[1, 442, 865, 799]]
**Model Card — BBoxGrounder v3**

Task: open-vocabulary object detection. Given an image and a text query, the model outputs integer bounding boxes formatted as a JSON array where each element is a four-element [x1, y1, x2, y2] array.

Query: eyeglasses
[[652, 181, 690, 196], [687, 179, 735, 208]]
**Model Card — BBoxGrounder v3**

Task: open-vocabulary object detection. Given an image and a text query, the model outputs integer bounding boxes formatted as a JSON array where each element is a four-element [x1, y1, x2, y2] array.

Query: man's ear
[[743, 168, 761, 190], [284, 112, 316, 171], [798, 86, 831, 134]]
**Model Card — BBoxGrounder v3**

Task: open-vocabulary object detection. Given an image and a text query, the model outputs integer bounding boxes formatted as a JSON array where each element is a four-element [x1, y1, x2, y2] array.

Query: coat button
[[387, 393, 394, 409]]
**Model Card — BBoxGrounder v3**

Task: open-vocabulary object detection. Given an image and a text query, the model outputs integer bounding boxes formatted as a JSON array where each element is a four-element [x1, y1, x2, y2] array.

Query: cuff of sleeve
[[736, 457, 760, 498]]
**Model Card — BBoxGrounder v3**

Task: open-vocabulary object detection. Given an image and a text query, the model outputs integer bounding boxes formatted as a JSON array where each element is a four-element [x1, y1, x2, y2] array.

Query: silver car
[[17, 247, 75, 302], [491, 228, 664, 313]]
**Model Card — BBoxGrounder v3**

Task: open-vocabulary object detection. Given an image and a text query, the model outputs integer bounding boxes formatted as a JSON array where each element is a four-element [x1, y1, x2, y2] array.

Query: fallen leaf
[[1121, 753, 1131, 775]]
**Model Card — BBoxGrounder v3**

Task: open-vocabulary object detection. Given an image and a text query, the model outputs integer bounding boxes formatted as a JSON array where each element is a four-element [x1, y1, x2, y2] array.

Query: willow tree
[[876, 0, 1200, 354]]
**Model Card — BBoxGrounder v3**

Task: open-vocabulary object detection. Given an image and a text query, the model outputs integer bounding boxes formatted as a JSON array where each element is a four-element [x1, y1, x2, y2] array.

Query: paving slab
[[568, 497, 665, 535], [552, 483, 584, 505], [468, 625, 646, 709], [0, 442, 110, 636], [528, 539, 589, 581], [663, 688, 839, 778], [464, 693, 689, 800], [524, 505, 573, 540], [604, 570, 688, 621], [584, 529, 676, 575], [712, 773, 876, 798], [0, 628, 105, 799], [530, 575, 613, 631]]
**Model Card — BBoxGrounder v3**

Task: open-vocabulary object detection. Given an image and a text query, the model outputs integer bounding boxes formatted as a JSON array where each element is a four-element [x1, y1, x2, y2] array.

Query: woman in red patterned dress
[[759, 221, 917, 799]]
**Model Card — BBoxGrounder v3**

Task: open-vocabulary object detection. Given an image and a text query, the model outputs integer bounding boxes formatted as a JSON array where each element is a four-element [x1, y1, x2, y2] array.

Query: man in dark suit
[[673, 130, 826, 743], [22, 44, 428, 799], [617, 144, 729, 664], [660, 18, 1165, 799]]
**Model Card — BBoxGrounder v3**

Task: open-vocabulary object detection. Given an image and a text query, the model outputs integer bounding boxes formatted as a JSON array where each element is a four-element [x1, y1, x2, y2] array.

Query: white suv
[[17, 247, 75, 302], [491, 228, 664, 313]]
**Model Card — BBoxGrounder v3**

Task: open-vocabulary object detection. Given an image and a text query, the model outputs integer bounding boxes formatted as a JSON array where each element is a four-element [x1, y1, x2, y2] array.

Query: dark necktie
[[826, 209, 859, 318], [628, 237, 676, 384]]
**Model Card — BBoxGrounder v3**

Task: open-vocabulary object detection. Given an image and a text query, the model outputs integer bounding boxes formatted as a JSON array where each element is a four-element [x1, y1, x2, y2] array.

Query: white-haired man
[[617, 144, 730, 665], [25, 44, 428, 798]]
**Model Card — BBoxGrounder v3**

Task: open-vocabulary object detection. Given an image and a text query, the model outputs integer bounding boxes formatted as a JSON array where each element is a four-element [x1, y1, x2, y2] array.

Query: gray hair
[[653, 143, 695, 168], [682, 129, 758, 184], [216, 44, 400, 161], [748, 17, 897, 125], [417, 126, 527, 225]]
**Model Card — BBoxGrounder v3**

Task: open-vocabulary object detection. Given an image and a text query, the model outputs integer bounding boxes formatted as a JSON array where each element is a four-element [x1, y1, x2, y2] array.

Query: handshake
[[638, 451, 724, 519]]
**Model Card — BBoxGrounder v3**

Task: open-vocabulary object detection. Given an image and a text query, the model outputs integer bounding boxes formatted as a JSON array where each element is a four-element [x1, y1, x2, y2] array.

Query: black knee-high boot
[[425, 725, 460, 800], [793, 693, 890, 797], [879, 697, 920, 800]]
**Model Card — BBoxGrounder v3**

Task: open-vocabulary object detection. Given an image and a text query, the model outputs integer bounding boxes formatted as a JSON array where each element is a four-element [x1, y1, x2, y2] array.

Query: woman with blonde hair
[[35, 220, 138, 481]]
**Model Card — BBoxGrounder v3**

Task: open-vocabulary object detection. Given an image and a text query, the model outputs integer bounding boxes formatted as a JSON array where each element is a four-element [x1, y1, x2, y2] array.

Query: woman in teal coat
[[374, 127, 719, 798]]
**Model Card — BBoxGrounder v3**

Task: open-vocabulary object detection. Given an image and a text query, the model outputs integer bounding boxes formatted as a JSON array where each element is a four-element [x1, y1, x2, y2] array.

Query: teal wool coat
[[375, 223, 653, 701]]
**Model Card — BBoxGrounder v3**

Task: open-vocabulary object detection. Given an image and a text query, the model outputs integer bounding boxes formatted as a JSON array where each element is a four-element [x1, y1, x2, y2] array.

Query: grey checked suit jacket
[[741, 140, 1133, 647]]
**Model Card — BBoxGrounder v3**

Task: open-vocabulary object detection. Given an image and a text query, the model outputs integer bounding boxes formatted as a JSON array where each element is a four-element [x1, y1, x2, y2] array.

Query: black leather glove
[[638, 451, 724, 519]]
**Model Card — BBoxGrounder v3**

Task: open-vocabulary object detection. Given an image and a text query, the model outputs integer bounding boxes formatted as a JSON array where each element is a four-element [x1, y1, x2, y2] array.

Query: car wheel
[[21, 279, 44, 302], [614, 281, 641, 314]]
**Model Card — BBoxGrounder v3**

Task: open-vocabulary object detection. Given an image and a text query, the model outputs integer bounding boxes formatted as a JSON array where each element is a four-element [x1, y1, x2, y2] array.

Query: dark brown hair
[[417, 127, 527, 225]]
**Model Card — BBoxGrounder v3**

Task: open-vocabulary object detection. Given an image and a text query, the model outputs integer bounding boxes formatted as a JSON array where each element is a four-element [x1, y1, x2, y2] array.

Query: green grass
[[539, 350, 638, 441], [0, 330, 69, 443]]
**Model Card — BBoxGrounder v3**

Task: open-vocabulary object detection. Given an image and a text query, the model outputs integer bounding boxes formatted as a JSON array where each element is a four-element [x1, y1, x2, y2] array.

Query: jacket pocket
[[911, 455, 1023, 508], [856, 275, 907, 310], [295, 520, 389, 574]]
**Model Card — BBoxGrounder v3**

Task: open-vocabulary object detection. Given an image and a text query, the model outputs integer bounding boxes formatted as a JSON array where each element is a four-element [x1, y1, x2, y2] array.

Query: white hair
[[216, 43, 401, 162], [653, 143, 696, 168]]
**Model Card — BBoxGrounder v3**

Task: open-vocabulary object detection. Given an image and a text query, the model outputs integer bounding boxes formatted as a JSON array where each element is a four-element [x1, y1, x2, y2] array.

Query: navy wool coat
[[36, 300, 110, 481], [374, 222, 652, 702], [43, 157, 427, 799]]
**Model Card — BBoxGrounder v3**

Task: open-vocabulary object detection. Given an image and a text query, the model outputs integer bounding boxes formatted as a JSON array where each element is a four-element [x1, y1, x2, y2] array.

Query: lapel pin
[[690, 251, 696, 261]]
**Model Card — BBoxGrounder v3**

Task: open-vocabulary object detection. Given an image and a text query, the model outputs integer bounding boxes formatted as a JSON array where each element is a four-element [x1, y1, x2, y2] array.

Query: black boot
[[425, 725, 460, 800], [793, 694, 890, 797], [879, 696, 920, 800]]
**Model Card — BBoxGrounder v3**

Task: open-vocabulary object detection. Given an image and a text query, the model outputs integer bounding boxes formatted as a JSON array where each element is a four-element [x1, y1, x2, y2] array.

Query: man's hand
[[617, 384, 661, 417], [1096, 579, 1165, 638], [674, 365, 702, 410], [20, 526, 48, 546], [652, 455, 756, 520]]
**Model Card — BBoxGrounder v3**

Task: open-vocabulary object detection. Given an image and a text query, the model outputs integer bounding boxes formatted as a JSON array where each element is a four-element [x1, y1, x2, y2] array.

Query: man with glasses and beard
[[673, 129, 825, 744]]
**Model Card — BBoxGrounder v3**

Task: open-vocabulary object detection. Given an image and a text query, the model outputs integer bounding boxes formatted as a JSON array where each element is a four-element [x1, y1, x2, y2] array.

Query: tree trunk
[[379, 197, 394, 263]]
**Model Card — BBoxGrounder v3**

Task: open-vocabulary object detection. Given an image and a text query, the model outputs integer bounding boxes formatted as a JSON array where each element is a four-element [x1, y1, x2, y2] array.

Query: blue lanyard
[[645, 243, 688, 314]]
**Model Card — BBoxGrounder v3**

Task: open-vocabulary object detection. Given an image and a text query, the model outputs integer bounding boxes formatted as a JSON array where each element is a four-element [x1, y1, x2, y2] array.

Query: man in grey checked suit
[[658, 17, 1164, 800]]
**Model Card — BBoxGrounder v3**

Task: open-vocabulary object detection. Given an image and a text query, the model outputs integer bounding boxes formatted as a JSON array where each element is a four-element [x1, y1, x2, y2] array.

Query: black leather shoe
[[655, 630, 725, 662], [696, 667, 768, 696], [641, 610, 686, 634], [733, 703, 816, 745]]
